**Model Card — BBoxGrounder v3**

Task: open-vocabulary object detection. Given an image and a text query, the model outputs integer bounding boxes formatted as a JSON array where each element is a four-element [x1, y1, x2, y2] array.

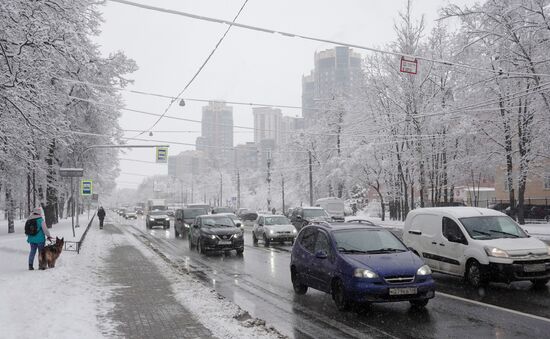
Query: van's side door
[[438, 217, 468, 275], [410, 214, 443, 271]]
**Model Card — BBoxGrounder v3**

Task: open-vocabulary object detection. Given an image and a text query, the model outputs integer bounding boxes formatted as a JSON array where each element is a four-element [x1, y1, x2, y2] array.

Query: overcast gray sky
[[95, 0, 477, 189]]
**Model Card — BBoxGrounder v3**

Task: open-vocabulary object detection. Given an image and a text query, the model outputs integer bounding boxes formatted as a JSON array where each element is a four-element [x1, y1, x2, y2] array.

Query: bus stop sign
[[81, 180, 93, 196]]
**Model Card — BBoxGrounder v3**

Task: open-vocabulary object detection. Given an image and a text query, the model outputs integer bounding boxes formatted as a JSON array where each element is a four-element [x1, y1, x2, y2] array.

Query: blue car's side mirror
[[315, 250, 328, 259]]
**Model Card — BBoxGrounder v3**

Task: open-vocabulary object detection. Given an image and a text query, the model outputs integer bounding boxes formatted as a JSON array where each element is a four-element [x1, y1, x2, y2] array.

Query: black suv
[[174, 207, 208, 238], [188, 215, 244, 255], [146, 210, 170, 229], [290, 207, 331, 231]]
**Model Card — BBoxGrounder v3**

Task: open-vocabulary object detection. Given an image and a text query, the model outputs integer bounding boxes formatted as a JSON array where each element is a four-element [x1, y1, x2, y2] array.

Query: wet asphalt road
[[116, 216, 550, 339]]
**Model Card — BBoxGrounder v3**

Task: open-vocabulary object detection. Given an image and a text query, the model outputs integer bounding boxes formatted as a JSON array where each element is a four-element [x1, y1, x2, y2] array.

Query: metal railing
[[64, 212, 96, 254]]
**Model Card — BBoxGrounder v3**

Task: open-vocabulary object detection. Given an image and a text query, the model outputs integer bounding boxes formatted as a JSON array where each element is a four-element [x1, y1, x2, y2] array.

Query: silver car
[[252, 214, 297, 246]]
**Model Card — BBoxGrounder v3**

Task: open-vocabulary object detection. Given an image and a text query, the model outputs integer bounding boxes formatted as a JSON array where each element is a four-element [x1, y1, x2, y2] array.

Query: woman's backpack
[[25, 218, 39, 236]]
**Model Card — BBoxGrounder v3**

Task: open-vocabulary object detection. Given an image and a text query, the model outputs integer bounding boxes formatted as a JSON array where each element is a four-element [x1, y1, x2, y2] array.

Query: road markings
[[437, 291, 550, 324]]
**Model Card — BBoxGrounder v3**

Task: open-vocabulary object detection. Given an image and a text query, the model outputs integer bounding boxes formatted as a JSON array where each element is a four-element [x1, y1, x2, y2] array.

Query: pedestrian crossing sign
[[156, 147, 168, 163]]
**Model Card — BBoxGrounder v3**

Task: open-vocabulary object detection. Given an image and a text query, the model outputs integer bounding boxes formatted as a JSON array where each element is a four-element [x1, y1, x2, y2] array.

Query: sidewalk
[[100, 222, 215, 339], [0, 215, 108, 338], [1, 215, 283, 338]]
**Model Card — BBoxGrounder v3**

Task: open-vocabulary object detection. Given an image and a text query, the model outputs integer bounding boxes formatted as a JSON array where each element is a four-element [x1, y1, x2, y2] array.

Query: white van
[[314, 197, 345, 221], [403, 207, 550, 288]]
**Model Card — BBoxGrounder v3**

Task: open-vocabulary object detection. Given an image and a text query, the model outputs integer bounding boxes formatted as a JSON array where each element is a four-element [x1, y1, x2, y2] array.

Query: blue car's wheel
[[332, 279, 351, 311], [291, 268, 307, 295]]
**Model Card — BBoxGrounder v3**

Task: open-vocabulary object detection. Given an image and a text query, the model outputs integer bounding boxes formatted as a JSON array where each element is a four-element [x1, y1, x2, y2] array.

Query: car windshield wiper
[[471, 229, 491, 236], [489, 229, 519, 238], [367, 248, 407, 253], [337, 247, 369, 254]]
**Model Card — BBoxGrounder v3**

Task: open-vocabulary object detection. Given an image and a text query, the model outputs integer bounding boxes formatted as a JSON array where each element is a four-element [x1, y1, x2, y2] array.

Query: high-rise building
[[233, 142, 259, 171], [168, 150, 207, 180], [253, 107, 283, 147], [302, 47, 363, 128], [280, 115, 304, 146], [196, 101, 234, 165]]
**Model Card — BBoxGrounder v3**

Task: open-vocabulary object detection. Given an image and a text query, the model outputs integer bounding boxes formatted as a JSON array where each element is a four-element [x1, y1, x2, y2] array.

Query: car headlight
[[184, 223, 190, 228], [149, 217, 154, 221], [292, 229, 297, 234], [417, 265, 432, 276], [269, 229, 274, 235], [165, 218, 170, 221], [485, 247, 509, 258], [234, 233, 241, 239], [353, 268, 378, 279], [210, 234, 216, 240]]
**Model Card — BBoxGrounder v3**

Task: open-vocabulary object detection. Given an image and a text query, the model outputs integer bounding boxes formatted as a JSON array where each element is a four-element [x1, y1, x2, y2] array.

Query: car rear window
[[184, 208, 206, 218]]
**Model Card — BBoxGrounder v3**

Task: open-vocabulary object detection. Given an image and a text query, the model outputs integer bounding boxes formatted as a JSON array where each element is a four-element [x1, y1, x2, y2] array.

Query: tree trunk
[[45, 140, 58, 227], [6, 188, 15, 233]]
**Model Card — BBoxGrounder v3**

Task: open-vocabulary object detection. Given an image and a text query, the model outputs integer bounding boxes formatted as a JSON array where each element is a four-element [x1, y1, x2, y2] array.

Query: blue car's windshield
[[333, 229, 407, 254]]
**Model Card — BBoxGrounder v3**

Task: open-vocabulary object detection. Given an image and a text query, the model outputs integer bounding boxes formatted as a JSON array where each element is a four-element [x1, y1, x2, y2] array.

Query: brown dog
[[39, 237, 64, 269]]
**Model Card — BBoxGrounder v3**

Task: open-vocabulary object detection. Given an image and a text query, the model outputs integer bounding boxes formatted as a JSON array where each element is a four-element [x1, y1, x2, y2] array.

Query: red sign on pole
[[400, 56, 418, 74]]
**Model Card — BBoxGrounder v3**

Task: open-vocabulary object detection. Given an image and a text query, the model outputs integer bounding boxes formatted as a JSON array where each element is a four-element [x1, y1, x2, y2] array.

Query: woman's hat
[[32, 207, 42, 215]]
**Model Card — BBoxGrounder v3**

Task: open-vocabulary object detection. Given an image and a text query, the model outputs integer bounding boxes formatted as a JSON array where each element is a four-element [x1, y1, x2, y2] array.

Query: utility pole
[[237, 170, 241, 210], [219, 172, 223, 207], [308, 150, 313, 206], [267, 149, 272, 212], [281, 174, 285, 215], [191, 177, 194, 203]]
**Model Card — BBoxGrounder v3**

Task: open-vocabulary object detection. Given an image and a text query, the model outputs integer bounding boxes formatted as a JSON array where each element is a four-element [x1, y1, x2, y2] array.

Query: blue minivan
[[290, 223, 435, 310]]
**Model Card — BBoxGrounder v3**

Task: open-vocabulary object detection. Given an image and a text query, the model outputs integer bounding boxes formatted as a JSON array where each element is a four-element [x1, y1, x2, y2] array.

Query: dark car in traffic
[[211, 206, 234, 214], [188, 214, 244, 255], [146, 210, 170, 229], [174, 207, 208, 238], [290, 223, 435, 311], [290, 207, 331, 231]]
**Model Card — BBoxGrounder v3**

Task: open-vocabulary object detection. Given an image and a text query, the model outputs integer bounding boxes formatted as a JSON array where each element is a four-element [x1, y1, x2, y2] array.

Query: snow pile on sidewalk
[[125, 234, 285, 339], [0, 217, 115, 338]]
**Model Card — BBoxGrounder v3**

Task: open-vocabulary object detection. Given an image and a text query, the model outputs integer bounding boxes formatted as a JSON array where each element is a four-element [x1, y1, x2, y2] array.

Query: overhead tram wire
[[109, 0, 550, 79], [133, 0, 250, 138], [66, 79, 548, 138], [54, 67, 550, 123], [64, 97, 536, 149]]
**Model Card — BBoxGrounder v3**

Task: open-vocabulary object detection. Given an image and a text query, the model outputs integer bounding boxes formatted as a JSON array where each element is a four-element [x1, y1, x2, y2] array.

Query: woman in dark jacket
[[26, 207, 52, 270]]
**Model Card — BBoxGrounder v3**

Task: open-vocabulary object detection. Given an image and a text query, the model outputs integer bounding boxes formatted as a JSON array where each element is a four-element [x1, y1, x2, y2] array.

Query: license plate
[[218, 240, 231, 245], [523, 264, 546, 272], [389, 287, 417, 296]]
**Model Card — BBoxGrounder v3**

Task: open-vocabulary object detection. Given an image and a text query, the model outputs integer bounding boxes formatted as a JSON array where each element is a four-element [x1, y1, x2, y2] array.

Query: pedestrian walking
[[351, 203, 357, 216], [272, 207, 276, 215], [25, 207, 52, 270], [97, 206, 106, 229]]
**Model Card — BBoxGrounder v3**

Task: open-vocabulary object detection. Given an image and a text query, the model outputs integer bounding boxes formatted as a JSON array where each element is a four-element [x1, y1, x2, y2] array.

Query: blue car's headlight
[[417, 265, 432, 276], [353, 268, 379, 279]]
